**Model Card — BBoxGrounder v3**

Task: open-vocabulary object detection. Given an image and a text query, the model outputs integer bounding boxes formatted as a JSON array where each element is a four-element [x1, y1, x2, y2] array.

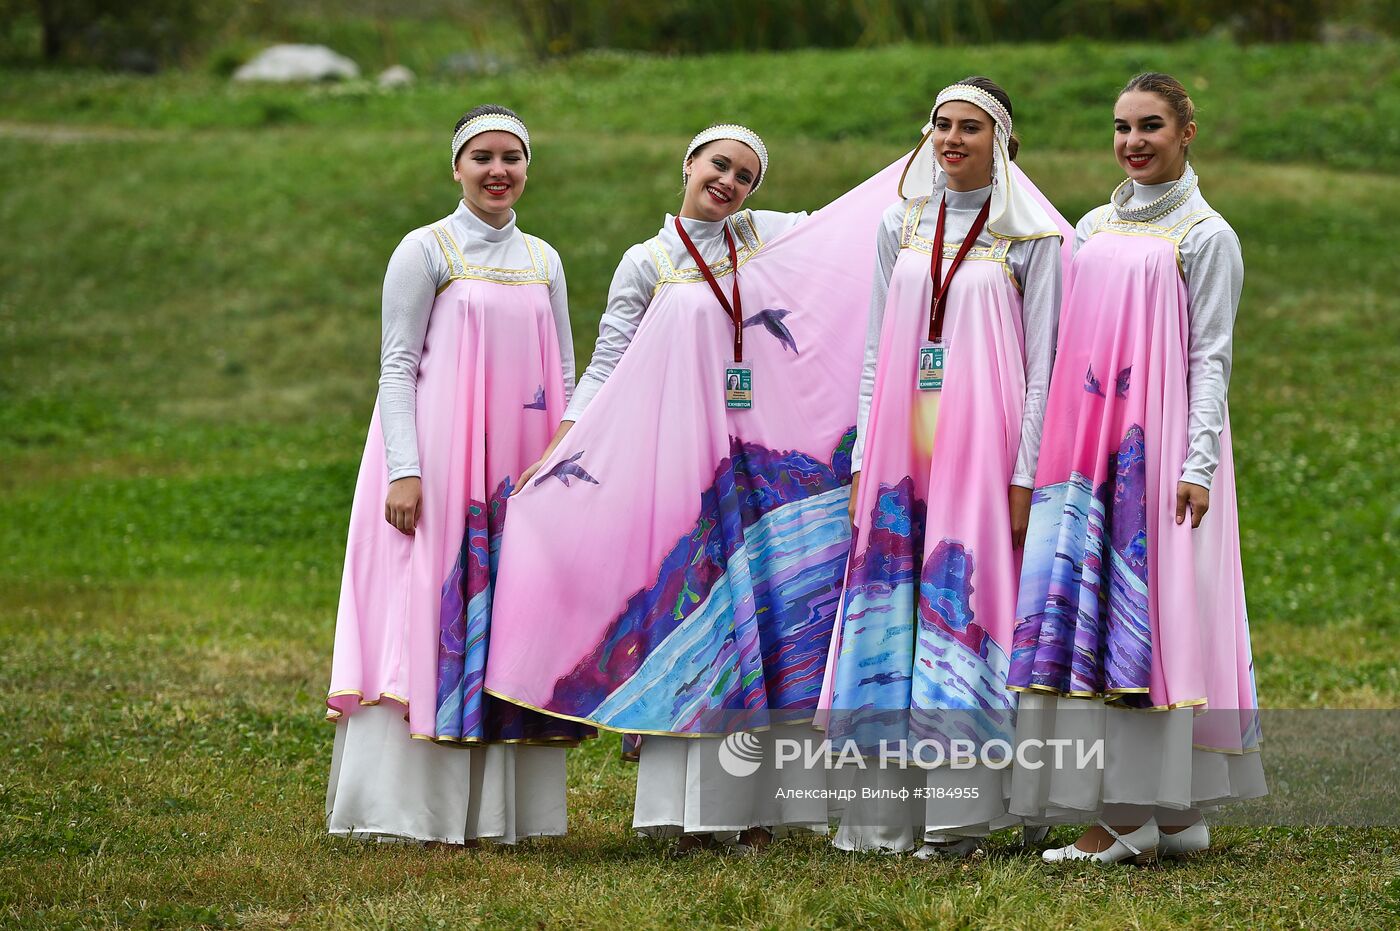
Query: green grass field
[[2, 39, 1398, 929]]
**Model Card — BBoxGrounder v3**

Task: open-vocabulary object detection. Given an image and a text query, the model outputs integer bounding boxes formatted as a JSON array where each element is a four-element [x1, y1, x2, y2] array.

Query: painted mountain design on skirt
[[826, 476, 1012, 753], [1009, 424, 1153, 705], [435, 475, 593, 744], [542, 428, 857, 734]]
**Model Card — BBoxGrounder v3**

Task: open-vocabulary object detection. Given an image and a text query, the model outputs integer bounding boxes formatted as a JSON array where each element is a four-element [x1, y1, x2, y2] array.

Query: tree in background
[[1, 0, 1394, 70], [2, 0, 229, 70], [507, 0, 1393, 58]]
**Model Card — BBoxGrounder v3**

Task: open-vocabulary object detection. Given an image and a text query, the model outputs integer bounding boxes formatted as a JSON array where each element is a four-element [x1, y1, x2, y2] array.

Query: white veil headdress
[[897, 83, 1060, 241]]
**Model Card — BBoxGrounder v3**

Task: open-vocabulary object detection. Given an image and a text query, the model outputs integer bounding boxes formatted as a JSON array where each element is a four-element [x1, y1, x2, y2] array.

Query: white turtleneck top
[[565, 209, 807, 422], [852, 185, 1063, 486], [378, 202, 574, 482], [1077, 179, 1244, 489]]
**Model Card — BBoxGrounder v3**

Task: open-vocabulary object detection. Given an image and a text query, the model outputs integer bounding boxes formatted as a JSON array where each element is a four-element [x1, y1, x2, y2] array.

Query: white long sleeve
[[1010, 234, 1063, 487], [378, 235, 438, 483], [1075, 183, 1243, 489], [377, 202, 574, 482], [850, 201, 904, 474], [564, 209, 807, 422]]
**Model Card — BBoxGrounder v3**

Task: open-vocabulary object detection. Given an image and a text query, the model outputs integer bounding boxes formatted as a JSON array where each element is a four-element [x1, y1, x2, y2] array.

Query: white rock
[[377, 65, 415, 88], [233, 45, 360, 83]]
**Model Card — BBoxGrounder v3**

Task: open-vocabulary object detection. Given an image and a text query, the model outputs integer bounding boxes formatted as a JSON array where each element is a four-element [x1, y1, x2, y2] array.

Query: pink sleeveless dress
[[327, 224, 590, 748], [483, 165, 907, 739], [824, 196, 1056, 750], [1008, 203, 1263, 818]]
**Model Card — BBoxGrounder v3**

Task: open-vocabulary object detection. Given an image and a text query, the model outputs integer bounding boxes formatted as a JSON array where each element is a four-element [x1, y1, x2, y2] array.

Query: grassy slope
[[1, 39, 1398, 929], [2, 40, 1399, 170]]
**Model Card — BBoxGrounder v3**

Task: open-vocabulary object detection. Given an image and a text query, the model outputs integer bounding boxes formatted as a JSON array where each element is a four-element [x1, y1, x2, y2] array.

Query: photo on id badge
[[725, 364, 753, 409], [918, 342, 945, 391]]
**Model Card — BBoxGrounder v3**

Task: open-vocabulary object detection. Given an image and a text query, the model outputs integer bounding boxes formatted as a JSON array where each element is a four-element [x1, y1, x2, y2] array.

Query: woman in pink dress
[[325, 105, 591, 846], [1009, 73, 1265, 863], [485, 124, 908, 855], [820, 77, 1071, 859]]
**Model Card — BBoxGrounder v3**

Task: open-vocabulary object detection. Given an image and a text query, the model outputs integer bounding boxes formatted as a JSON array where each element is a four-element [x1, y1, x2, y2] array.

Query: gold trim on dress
[[325, 689, 591, 747], [1089, 207, 1221, 279], [648, 210, 765, 295], [900, 194, 1016, 266], [1008, 683, 1208, 712], [429, 223, 553, 290], [482, 686, 819, 740], [899, 197, 929, 248]]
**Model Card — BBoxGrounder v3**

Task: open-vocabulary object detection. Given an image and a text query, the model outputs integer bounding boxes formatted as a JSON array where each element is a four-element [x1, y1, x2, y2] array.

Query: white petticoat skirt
[[1009, 694, 1266, 822], [632, 724, 830, 839], [326, 705, 568, 845], [830, 763, 1015, 853]]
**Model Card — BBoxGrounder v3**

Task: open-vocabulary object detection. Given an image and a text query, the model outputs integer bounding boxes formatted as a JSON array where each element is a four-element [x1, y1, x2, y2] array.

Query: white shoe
[[1041, 819, 1159, 865], [912, 837, 984, 860], [1158, 820, 1210, 858]]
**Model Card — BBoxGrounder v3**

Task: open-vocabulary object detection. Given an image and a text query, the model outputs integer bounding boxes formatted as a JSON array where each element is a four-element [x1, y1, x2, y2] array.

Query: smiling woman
[[1010, 72, 1265, 864], [678, 136, 763, 221], [481, 121, 919, 860], [453, 114, 530, 227], [824, 76, 1072, 861], [1113, 72, 1197, 185], [498, 122, 833, 858], [323, 103, 593, 847]]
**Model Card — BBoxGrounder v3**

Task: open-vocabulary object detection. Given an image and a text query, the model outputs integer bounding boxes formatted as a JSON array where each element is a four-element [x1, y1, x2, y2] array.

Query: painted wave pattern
[[1009, 425, 1154, 706], [546, 429, 858, 734], [828, 477, 1013, 752], [435, 476, 593, 743]]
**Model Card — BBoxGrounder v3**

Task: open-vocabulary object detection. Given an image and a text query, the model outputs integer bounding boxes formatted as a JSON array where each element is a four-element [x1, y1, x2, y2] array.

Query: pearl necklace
[[1111, 162, 1198, 223]]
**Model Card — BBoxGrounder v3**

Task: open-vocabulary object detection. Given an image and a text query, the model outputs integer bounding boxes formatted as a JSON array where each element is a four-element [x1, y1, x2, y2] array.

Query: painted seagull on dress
[[534, 450, 599, 488], [743, 308, 800, 354]]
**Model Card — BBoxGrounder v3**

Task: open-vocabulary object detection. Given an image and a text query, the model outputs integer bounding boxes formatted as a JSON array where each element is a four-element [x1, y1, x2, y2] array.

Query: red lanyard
[[928, 194, 992, 342], [674, 217, 744, 363]]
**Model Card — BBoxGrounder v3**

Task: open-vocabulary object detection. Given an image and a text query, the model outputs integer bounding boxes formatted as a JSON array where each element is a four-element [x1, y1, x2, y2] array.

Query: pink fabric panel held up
[[484, 162, 906, 737]]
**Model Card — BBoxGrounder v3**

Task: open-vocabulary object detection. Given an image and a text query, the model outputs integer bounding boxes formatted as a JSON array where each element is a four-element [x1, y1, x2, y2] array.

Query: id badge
[[917, 341, 946, 391], [724, 363, 753, 410]]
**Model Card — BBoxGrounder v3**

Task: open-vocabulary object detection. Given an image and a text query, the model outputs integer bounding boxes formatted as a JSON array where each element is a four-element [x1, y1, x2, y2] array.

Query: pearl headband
[[451, 113, 531, 170], [933, 84, 1013, 137], [683, 123, 769, 193]]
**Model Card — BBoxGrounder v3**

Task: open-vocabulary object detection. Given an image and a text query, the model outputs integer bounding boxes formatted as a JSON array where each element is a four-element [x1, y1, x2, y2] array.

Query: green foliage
[[2, 0, 234, 69], [0, 0, 518, 73], [505, 0, 1384, 55], [6, 0, 1397, 73]]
